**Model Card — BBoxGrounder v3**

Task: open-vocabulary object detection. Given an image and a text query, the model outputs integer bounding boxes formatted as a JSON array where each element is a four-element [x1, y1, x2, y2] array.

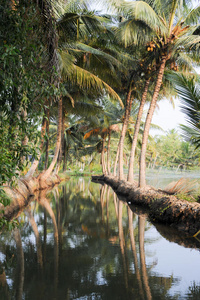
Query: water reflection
[[0, 177, 200, 299]]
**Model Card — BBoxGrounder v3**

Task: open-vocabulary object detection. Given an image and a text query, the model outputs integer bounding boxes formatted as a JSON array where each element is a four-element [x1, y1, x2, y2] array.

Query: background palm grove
[[0, 0, 200, 205]]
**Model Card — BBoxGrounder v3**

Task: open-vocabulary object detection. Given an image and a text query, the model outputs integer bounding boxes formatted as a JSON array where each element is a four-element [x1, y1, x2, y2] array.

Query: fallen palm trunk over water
[[1, 174, 62, 217], [92, 175, 200, 236]]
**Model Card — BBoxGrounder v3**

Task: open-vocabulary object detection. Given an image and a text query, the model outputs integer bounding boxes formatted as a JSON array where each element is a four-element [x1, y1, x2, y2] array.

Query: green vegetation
[[0, 0, 200, 205]]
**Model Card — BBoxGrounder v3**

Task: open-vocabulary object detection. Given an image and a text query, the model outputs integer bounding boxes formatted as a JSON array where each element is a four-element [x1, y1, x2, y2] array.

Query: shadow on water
[[0, 177, 200, 299]]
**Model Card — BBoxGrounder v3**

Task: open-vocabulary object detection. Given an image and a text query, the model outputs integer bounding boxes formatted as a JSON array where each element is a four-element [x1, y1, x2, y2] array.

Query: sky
[[150, 66, 200, 136], [150, 98, 187, 136]]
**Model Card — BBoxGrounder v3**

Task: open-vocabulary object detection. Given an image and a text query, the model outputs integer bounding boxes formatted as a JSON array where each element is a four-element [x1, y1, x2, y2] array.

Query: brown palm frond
[[163, 178, 197, 195]]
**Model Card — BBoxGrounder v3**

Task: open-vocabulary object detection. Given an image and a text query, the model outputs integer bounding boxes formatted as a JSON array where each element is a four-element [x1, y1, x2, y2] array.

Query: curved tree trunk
[[139, 57, 167, 187], [39, 97, 62, 187], [128, 79, 150, 183], [118, 89, 133, 180]]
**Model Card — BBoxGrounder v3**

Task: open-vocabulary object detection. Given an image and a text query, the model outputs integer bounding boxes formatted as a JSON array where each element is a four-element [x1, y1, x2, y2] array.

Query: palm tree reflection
[[13, 229, 24, 300], [138, 215, 152, 300], [128, 207, 145, 299]]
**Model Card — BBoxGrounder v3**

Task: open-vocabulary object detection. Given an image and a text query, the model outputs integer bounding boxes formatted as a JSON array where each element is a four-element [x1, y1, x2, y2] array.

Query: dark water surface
[[0, 177, 200, 299]]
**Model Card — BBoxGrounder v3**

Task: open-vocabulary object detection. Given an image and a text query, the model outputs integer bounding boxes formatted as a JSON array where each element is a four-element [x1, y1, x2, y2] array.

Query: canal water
[[0, 176, 200, 299]]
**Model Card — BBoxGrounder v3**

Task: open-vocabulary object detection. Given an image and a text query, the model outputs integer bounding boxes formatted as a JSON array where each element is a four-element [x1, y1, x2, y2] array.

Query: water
[[0, 176, 200, 299]]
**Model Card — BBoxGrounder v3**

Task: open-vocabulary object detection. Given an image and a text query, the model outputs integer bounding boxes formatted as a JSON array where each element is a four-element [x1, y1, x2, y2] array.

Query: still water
[[0, 176, 200, 300]]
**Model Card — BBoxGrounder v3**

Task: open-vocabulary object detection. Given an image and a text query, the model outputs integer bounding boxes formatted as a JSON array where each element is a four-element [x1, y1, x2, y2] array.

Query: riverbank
[[92, 174, 200, 236]]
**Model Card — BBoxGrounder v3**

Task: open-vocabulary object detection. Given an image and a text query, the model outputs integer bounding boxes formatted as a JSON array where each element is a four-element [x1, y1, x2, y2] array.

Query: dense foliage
[[0, 0, 199, 192]]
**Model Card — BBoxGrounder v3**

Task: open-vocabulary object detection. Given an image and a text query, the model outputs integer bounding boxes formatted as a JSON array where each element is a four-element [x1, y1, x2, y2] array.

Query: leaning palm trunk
[[39, 97, 62, 185], [139, 57, 167, 187], [118, 89, 133, 180], [128, 79, 150, 183]]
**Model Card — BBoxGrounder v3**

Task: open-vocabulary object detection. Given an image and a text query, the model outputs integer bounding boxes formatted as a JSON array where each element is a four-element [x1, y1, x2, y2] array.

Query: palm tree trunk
[[107, 130, 111, 175], [45, 104, 50, 170], [113, 142, 119, 176], [54, 110, 65, 175], [139, 57, 167, 187], [63, 139, 67, 171], [101, 137, 107, 175], [119, 89, 133, 180], [128, 79, 150, 183], [39, 97, 62, 184]]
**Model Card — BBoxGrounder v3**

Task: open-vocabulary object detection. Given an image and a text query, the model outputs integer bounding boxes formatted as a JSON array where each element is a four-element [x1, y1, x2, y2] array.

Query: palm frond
[[63, 64, 124, 107], [184, 5, 200, 25], [122, 1, 166, 34]]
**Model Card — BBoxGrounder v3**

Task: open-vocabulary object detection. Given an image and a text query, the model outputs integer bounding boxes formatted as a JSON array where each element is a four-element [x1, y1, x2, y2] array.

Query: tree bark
[[118, 88, 133, 180], [128, 79, 150, 183], [139, 57, 167, 187]]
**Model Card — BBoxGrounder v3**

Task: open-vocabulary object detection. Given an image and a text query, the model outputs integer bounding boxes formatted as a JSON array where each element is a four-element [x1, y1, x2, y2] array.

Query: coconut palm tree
[[118, 0, 200, 187], [26, 0, 124, 183]]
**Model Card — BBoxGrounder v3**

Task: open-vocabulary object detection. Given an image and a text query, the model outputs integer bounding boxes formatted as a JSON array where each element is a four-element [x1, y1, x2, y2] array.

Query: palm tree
[[118, 0, 200, 187], [26, 0, 124, 182]]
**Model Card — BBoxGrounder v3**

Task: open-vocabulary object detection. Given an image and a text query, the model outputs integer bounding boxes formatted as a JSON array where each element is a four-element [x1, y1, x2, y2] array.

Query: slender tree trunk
[[39, 97, 62, 184], [107, 130, 111, 175], [54, 111, 65, 175], [128, 79, 150, 183], [139, 57, 167, 187], [45, 104, 50, 170], [113, 142, 119, 176], [119, 89, 133, 180], [101, 137, 107, 175], [63, 139, 67, 171]]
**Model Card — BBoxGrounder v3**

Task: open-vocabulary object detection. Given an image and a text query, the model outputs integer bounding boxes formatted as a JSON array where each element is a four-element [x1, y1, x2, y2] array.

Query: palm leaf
[[62, 64, 124, 107], [122, 1, 166, 34]]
